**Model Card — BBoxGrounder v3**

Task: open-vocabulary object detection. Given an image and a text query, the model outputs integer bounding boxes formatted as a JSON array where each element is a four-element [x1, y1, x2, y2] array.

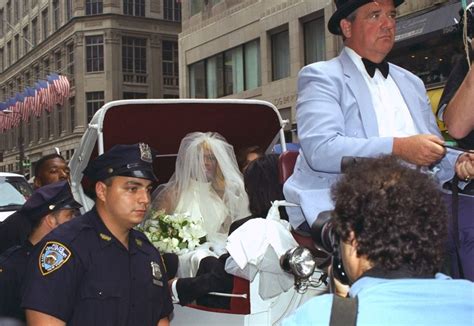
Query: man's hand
[[393, 134, 446, 166], [455, 152, 474, 181]]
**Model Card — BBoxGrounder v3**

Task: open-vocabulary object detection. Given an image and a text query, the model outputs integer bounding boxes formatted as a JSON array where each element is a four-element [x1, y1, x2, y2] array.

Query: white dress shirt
[[345, 47, 419, 137]]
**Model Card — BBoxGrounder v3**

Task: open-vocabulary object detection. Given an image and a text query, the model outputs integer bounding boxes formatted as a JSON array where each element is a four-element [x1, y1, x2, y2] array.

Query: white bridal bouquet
[[138, 210, 207, 254]]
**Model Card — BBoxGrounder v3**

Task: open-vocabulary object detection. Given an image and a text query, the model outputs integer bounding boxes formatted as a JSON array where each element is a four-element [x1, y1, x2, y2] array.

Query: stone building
[[0, 0, 181, 175], [179, 0, 463, 142]]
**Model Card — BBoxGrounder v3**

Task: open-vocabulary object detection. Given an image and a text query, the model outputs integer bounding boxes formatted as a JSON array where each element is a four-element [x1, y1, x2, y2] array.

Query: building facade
[[0, 0, 181, 175], [179, 0, 463, 143]]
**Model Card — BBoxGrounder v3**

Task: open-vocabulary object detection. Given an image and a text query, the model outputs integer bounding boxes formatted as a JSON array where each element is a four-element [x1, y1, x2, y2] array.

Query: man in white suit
[[284, 0, 474, 230]]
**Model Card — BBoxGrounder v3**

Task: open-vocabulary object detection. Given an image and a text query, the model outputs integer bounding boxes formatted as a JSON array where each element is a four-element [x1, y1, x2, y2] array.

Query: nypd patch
[[39, 241, 72, 276]]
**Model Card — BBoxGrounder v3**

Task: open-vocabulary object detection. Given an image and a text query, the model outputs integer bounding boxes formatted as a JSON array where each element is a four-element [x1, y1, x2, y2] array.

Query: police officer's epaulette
[[132, 229, 153, 247], [0, 245, 23, 263]]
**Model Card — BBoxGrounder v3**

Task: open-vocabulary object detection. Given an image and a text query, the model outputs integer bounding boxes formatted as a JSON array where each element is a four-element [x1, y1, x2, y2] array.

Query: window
[[271, 29, 290, 80], [0, 10, 4, 37], [67, 43, 74, 86], [304, 16, 325, 65], [36, 116, 41, 141], [25, 71, 30, 87], [7, 41, 11, 66], [46, 110, 52, 137], [190, 0, 202, 16], [0, 48, 3, 72], [123, 0, 145, 16], [57, 105, 63, 135], [42, 8, 49, 41], [31, 18, 37, 46], [188, 39, 261, 98], [33, 65, 40, 81], [224, 47, 244, 95], [123, 92, 147, 99], [43, 57, 50, 77], [23, 26, 29, 54], [164, 0, 181, 22], [69, 97, 75, 131], [189, 60, 205, 98], [23, 0, 28, 16], [66, 0, 72, 20], [244, 40, 261, 90], [86, 35, 104, 72], [6, 1, 11, 24], [205, 54, 224, 98], [14, 0, 18, 21], [86, 91, 104, 122], [122, 36, 146, 83], [55, 51, 62, 71], [16, 77, 22, 93], [86, 0, 103, 15], [27, 119, 32, 143], [162, 41, 178, 87], [53, 0, 60, 31], [14, 35, 19, 61]]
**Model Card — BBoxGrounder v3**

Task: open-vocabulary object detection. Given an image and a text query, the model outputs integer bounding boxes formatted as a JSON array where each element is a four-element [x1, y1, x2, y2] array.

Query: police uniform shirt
[[0, 241, 33, 321], [22, 208, 173, 326]]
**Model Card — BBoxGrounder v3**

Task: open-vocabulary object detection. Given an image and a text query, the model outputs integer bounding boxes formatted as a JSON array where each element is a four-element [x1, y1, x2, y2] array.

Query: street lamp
[[2, 109, 25, 176]]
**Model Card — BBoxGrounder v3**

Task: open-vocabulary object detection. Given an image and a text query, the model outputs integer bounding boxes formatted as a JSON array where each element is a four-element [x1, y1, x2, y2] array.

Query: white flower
[[136, 209, 207, 255]]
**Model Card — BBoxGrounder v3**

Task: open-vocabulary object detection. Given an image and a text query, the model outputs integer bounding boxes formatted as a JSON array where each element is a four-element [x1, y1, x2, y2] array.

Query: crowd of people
[[0, 0, 474, 325]]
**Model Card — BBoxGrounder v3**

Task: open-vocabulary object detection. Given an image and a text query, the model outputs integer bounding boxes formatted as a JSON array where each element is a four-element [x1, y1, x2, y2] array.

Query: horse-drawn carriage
[[68, 99, 328, 325]]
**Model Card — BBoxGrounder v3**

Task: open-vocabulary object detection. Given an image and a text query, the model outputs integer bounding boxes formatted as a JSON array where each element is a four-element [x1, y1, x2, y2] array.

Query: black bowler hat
[[328, 0, 405, 35], [19, 180, 82, 223], [83, 143, 158, 182]]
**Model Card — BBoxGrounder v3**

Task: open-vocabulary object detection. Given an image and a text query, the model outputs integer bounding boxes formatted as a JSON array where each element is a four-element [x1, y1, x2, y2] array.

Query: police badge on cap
[[83, 143, 158, 182], [139, 143, 153, 163]]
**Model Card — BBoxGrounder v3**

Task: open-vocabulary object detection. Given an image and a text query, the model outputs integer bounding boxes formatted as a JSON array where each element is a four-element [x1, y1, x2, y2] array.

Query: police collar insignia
[[100, 233, 112, 241], [151, 261, 163, 286], [39, 241, 72, 276], [135, 238, 143, 247], [139, 143, 153, 163]]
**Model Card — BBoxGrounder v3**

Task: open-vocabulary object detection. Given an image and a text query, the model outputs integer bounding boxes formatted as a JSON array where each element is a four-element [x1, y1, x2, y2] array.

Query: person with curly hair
[[284, 155, 474, 326]]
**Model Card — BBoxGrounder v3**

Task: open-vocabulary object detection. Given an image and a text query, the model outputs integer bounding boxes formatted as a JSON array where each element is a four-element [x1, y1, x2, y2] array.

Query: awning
[[395, 2, 461, 42]]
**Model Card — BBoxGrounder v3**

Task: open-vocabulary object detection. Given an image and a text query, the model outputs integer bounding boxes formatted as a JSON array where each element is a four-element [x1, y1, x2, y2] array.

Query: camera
[[310, 210, 350, 285]]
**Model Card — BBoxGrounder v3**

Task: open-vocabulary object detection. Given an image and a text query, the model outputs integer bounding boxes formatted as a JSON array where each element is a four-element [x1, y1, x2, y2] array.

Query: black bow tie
[[362, 58, 389, 78]]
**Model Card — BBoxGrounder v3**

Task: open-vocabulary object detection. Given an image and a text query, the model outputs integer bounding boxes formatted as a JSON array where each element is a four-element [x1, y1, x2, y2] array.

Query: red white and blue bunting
[[0, 73, 70, 131]]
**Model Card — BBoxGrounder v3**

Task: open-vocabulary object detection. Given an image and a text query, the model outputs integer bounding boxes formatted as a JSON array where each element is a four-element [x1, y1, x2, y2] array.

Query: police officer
[[22, 143, 173, 326], [0, 181, 81, 322]]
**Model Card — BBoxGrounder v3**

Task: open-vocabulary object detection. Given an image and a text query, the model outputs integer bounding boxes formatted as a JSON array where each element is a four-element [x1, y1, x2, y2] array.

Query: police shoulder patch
[[39, 241, 72, 276]]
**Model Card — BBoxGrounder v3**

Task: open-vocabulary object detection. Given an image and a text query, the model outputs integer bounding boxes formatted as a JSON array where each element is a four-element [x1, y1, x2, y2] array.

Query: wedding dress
[[148, 132, 250, 278], [174, 179, 229, 278]]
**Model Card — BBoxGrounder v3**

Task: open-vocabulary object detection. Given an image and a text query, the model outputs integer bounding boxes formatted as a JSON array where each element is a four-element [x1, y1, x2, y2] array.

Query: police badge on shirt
[[150, 261, 163, 287], [39, 241, 72, 276]]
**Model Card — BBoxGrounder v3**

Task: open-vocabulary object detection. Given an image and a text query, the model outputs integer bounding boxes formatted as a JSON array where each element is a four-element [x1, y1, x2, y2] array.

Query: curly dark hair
[[331, 155, 448, 276]]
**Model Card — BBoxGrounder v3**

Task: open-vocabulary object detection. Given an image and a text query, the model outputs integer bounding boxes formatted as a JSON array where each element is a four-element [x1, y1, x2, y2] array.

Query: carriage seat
[[279, 150, 299, 184]]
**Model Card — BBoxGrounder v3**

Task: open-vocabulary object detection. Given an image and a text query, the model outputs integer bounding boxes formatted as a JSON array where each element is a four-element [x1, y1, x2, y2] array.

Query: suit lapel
[[340, 51, 379, 137], [389, 66, 427, 133]]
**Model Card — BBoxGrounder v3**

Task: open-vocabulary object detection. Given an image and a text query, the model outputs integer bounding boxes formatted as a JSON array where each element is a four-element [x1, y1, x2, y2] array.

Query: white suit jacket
[[284, 49, 459, 228]]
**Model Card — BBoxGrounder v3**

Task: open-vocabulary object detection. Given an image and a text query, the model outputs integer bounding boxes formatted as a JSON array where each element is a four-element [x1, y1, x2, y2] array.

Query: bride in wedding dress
[[149, 132, 250, 277]]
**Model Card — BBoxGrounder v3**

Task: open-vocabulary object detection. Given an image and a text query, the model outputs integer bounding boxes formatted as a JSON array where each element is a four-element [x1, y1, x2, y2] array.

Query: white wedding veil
[[149, 132, 250, 239]]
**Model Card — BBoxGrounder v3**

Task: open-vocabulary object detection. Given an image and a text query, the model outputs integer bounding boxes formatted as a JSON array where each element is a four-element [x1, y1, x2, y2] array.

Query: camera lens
[[311, 210, 336, 253]]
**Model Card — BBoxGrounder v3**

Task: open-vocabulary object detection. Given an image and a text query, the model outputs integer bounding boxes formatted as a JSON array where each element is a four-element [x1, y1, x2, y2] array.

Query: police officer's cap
[[19, 180, 82, 223], [83, 143, 157, 182]]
